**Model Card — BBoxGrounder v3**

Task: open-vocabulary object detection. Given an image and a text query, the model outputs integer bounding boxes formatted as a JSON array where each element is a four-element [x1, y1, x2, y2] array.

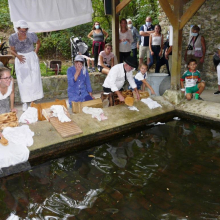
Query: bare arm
[[10, 80, 17, 112], [87, 31, 94, 41], [10, 46, 26, 63], [102, 29, 109, 42], [134, 88, 140, 100], [35, 39, 40, 54], [159, 35, 164, 56], [142, 80, 155, 94], [111, 57, 114, 68], [139, 30, 155, 37], [149, 34, 153, 54], [115, 90, 124, 102], [200, 36, 206, 63]]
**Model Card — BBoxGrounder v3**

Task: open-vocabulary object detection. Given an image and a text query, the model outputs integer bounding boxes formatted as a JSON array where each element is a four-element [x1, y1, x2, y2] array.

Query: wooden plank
[[158, 0, 177, 27], [50, 117, 83, 138], [116, 0, 132, 14], [179, 0, 206, 30]]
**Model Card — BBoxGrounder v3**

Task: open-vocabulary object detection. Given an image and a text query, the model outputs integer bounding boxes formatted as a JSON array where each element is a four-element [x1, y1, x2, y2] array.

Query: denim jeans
[[148, 45, 161, 73]]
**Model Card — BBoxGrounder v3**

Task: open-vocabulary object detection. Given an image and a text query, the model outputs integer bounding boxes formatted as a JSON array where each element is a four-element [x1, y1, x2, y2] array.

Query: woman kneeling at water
[[67, 55, 94, 107], [0, 67, 17, 137]]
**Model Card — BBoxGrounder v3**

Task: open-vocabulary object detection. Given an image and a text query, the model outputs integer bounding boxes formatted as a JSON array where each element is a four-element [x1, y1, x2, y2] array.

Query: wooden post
[[170, 0, 183, 90], [112, 0, 120, 63]]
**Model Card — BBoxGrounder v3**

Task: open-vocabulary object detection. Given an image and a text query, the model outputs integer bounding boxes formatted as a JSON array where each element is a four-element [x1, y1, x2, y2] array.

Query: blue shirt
[[140, 24, 155, 46], [130, 26, 140, 49], [67, 66, 92, 105]]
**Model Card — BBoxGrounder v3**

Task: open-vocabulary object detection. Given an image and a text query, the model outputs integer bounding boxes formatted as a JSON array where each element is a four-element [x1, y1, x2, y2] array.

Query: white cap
[[126, 18, 132, 23], [74, 55, 84, 62], [16, 20, 29, 29]]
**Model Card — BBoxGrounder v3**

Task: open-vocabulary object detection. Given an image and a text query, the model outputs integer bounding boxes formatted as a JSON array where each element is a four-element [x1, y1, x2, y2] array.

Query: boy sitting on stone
[[181, 59, 205, 100]]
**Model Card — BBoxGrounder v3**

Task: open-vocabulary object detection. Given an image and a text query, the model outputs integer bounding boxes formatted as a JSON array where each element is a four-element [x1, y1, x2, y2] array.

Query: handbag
[[194, 48, 203, 58]]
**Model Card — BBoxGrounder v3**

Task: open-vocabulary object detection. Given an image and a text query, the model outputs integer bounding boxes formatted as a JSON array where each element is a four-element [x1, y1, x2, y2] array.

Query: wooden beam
[[170, 0, 184, 90], [112, 0, 120, 63], [168, 0, 190, 5], [116, 0, 132, 14], [158, 0, 177, 27], [179, 0, 206, 30]]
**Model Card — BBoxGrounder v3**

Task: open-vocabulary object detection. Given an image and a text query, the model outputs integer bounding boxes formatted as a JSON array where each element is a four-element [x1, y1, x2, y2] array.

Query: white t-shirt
[[134, 71, 147, 81], [98, 51, 114, 66], [119, 30, 133, 52]]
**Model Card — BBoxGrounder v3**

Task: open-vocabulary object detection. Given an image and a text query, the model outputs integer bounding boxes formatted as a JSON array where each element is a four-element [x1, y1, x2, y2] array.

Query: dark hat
[[124, 56, 137, 68]]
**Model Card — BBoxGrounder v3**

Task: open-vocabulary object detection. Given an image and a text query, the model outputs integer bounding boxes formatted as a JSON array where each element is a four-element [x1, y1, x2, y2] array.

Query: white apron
[[15, 51, 44, 102]]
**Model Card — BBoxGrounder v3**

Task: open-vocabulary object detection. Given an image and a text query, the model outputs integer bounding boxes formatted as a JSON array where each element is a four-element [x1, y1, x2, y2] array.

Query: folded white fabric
[[82, 107, 107, 121], [141, 98, 162, 109], [6, 213, 19, 220], [19, 107, 38, 124], [128, 106, 139, 111], [50, 105, 71, 123], [0, 125, 34, 169]]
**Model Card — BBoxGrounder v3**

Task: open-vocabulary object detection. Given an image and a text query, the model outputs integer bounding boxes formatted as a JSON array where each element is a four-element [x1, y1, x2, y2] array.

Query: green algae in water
[[1, 120, 220, 219]]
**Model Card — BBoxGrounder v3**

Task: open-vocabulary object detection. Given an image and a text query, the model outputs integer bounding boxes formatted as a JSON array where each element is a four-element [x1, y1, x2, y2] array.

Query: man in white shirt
[[103, 56, 140, 101]]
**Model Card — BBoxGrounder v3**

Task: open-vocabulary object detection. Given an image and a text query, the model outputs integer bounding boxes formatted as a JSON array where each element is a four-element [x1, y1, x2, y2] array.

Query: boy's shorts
[[139, 46, 150, 59], [186, 85, 199, 94]]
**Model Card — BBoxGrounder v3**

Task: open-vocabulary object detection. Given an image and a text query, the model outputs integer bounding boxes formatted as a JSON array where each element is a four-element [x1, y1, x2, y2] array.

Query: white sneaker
[[22, 103, 28, 112]]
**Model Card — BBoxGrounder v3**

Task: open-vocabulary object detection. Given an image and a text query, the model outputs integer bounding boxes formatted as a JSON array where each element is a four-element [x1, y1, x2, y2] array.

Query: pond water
[[1, 119, 220, 220]]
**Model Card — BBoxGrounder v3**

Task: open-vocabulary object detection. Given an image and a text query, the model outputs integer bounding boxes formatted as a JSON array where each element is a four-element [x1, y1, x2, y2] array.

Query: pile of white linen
[[0, 125, 34, 169]]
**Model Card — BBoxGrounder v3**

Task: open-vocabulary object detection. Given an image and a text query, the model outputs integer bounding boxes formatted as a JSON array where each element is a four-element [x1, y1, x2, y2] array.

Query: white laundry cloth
[[0, 125, 34, 169], [6, 213, 19, 220], [141, 98, 162, 109], [19, 107, 38, 124], [9, 0, 93, 33], [15, 51, 44, 102], [173, 117, 181, 121], [128, 106, 139, 111], [82, 107, 107, 121], [50, 105, 71, 123]]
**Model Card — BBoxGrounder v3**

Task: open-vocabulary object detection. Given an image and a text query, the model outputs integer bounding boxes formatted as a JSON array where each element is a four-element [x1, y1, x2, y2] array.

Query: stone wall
[[158, 0, 220, 89], [14, 72, 106, 103]]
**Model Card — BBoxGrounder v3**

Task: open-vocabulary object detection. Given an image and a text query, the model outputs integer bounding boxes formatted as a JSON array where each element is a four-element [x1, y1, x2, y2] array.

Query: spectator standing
[[213, 46, 220, 94], [119, 18, 133, 63], [139, 16, 155, 66], [184, 25, 206, 71], [127, 19, 140, 62], [88, 22, 109, 67], [149, 25, 163, 73]]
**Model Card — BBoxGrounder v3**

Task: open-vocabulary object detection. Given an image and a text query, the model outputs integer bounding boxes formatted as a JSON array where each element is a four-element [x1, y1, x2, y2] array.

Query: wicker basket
[[0, 112, 19, 130]]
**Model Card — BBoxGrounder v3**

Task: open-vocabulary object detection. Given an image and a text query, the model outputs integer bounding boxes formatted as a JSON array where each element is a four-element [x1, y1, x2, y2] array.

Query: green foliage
[[0, 0, 12, 31], [0, 0, 159, 60]]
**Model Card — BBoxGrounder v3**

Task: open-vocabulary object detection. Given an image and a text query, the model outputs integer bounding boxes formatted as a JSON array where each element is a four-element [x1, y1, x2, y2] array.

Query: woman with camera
[[184, 25, 206, 71]]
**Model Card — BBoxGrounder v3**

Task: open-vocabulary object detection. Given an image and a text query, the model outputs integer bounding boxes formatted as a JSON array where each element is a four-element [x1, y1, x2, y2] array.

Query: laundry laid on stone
[[141, 98, 162, 109], [19, 107, 38, 124], [82, 107, 108, 121], [128, 106, 139, 111]]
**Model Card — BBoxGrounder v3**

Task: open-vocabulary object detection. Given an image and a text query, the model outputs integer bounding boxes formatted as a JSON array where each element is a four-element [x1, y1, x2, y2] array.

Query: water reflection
[[1, 120, 220, 219]]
